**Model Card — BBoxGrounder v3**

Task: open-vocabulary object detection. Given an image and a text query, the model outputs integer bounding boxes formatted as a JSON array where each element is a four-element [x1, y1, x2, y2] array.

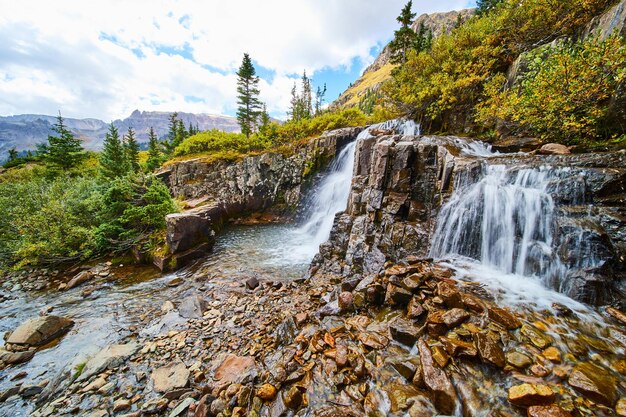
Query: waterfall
[[429, 162, 609, 309], [278, 119, 421, 264]]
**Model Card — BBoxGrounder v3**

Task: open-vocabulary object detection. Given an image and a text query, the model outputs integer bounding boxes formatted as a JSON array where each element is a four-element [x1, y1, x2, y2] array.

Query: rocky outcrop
[[154, 128, 361, 270], [314, 132, 625, 305]]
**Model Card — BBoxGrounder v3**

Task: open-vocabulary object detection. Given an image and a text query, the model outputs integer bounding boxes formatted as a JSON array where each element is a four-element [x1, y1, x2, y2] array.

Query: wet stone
[[437, 281, 463, 309], [407, 297, 425, 318], [521, 325, 552, 349], [508, 383, 555, 407], [151, 360, 189, 393], [418, 339, 458, 415], [568, 362, 617, 407], [386, 284, 412, 306], [257, 384, 277, 401], [389, 318, 422, 346], [442, 308, 470, 327], [338, 291, 354, 311], [474, 332, 505, 368], [506, 351, 533, 369], [488, 307, 522, 330], [440, 337, 477, 358]]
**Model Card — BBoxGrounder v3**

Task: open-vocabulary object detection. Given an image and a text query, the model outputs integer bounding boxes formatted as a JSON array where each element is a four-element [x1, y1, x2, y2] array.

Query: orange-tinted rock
[[508, 384, 555, 407], [437, 282, 464, 309], [418, 339, 458, 415], [440, 337, 477, 358], [568, 362, 617, 407], [442, 308, 470, 328], [527, 405, 572, 417], [488, 307, 522, 330], [474, 332, 505, 368]]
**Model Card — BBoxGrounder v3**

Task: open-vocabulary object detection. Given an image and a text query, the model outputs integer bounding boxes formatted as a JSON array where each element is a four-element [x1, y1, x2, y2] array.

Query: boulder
[[539, 143, 570, 155], [506, 351, 533, 369], [568, 362, 617, 406], [151, 360, 189, 393], [338, 291, 354, 311], [442, 308, 470, 327], [417, 339, 457, 415], [508, 383, 555, 407], [166, 211, 211, 254], [6, 315, 74, 349], [0, 349, 35, 365], [213, 354, 257, 386], [487, 307, 521, 329], [66, 270, 94, 289], [178, 295, 209, 319], [77, 343, 139, 381]]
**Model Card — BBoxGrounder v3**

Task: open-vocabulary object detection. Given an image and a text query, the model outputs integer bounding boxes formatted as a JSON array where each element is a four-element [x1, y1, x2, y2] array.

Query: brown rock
[[539, 143, 570, 155], [474, 332, 505, 368], [389, 319, 422, 346], [214, 354, 257, 386], [542, 347, 561, 363], [294, 312, 308, 327], [386, 264, 420, 276], [245, 276, 259, 290], [6, 316, 74, 348], [151, 360, 189, 393], [508, 383, 555, 407], [507, 351, 533, 369], [442, 308, 470, 328], [0, 349, 35, 365], [194, 394, 212, 417], [407, 297, 425, 318], [488, 307, 522, 330], [462, 293, 486, 313], [431, 346, 450, 368], [386, 284, 412, 306], [437, 281, 463, 309], [616, 398, 626, 417], [607, 307, 626, 326], [284, 386, 303, 409], [527, 405, 572, 417], [521, 325, 552, 349], [418, 339, 457, 415], [257, 383, 277, 401], [440, 337, 477, 358], [568, 362, 617, 407], [358, 332, 389, 350], [113, 399, 131, 412], [66, 270, 94, 289], [335, 344, 348, 368], [338, 291, 354, 311]]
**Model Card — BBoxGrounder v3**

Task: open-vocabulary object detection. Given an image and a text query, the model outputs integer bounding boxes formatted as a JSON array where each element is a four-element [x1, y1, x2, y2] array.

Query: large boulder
[[417, 339, 457, 414], [6, 316, 74, 349]]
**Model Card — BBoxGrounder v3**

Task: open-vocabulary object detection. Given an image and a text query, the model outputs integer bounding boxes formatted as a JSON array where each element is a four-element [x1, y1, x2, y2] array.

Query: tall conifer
[[236, 53, 262, 138]]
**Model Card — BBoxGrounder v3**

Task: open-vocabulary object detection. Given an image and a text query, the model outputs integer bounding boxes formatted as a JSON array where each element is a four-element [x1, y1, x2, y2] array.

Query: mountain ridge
[[0, 110, 240, 159]]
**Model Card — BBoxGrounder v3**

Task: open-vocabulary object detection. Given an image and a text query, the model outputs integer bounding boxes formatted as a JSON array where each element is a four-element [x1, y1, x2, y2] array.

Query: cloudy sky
[[0, 0, 474, 121]]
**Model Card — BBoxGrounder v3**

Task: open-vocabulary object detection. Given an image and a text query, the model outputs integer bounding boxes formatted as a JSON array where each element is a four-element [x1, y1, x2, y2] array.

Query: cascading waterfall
[[430, 163, 602, 307], [279, 119, 421, 263]]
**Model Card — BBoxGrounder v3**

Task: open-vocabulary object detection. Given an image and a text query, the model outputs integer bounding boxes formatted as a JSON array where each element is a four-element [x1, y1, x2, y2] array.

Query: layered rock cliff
[[154, 127, 361, 270]]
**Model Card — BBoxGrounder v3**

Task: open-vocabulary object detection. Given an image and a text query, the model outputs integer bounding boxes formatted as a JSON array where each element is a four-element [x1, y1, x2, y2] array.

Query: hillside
[[0, 110, 239, 159], [331, 8, 475, 109]]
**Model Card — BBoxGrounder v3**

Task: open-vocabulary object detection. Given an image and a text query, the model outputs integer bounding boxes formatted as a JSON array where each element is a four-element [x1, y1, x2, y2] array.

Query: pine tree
[[146, 127, 162, 172], [124, 127, 140, 173], [315, 83, 327, 115], [389, 1, 418, 65], [7, 148, 18, 161], [176, 119, 187, 145], [236, 53, 262, 138], [40, 112, 85, 171], [164, 112, 179, 154], [301, 71, 313, 119], [100, 123, 129, 179], [259, 103, 271, 136]]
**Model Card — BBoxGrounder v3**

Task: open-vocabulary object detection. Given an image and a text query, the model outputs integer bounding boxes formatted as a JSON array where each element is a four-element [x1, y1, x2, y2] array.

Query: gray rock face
[[178, 295, 209, 319], [6, 316, 74, 349], [77, 343, 139, 382]]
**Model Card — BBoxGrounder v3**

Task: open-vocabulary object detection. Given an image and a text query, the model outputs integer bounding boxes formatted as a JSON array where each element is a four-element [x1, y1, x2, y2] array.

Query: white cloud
[[0, 0, 470, 120]]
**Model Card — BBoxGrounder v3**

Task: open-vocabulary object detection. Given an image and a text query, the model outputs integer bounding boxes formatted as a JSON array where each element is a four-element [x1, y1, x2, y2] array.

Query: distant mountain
[[0, 110, 240, 160]]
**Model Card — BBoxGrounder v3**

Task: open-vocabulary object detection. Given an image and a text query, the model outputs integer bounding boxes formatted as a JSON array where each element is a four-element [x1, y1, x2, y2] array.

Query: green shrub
[[477, 35, 626, 143]]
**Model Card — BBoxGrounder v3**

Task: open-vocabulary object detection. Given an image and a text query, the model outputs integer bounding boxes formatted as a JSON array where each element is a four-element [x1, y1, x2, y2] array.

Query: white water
[[430, 164, 602, 311], [268, 119, 421, 266]]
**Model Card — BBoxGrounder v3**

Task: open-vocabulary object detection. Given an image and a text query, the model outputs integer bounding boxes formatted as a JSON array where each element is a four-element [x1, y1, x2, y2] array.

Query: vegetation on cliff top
[[383, 0, 625, 145]]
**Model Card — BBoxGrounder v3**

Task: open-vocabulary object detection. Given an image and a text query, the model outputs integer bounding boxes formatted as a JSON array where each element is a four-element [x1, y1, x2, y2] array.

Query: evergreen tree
[[289, 83, 300, 121], [476, 0, 504, 15], [416, 22, 433, 52], [236, 53, 262, 138], [176, 119, 187, 145], [146, 127, 162, 172], [188, 122, 195, 136], [259, 104, 271, 136], [389, 1, 418, 64], [301, 71, 313, 119], [40, 113, 85, 171], [315, 83, 327, 115], [164, 112, 179, 154], [7, 148, 18, 162], [100, 123, 129, 179], [123, 127, 140, 173]]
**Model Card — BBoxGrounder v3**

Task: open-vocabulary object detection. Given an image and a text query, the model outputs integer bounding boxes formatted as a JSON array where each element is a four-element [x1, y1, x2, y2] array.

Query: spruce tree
[[259, 104, 271, 136], [124, 127, 140, 173], [315, 83, 327, 115], [389, 1, 418, 64], [164, 112, 179, 154], [7, 148, 18, 162], [236, 53, 262, 138], [289, 83, 300, 121], [41, 113, 85, 171], [146, 127, 162, 172], [100, 123, 129, 179]]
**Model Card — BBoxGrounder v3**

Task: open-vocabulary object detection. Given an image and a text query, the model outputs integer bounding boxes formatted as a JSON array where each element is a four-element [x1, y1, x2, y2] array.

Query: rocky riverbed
[[2, 246, 625, 417]]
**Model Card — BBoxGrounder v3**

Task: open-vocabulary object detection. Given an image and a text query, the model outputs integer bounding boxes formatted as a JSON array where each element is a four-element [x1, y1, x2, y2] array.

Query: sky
[[0, 0, 475, 121]]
